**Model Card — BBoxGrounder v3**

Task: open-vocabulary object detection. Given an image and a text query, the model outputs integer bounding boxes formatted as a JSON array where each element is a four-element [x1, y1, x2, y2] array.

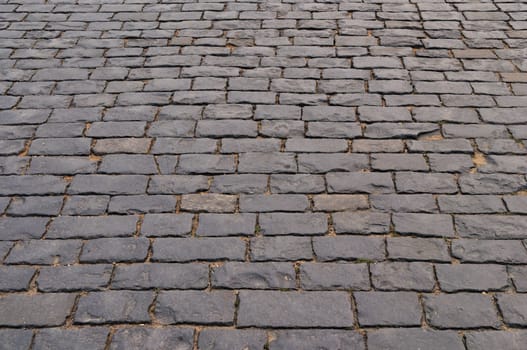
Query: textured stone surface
[[155, 291, 235, 325], [368, 329, 464, 350], [198, 329, 267, 350], [110, 328, 194, 350], [237, 291, 354, 327], [75, 291, 153, 325], [33, 328, 109, 350], [355, 292, 422, 326], [0, 0, 525, 345], [270, 330, 365, 350], [424, 294, 500, 329], [0, 294, 76, 327]]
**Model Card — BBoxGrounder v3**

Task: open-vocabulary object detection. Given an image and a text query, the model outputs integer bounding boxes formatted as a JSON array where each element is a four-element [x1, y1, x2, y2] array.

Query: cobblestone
[[0, 0, 526, 345]]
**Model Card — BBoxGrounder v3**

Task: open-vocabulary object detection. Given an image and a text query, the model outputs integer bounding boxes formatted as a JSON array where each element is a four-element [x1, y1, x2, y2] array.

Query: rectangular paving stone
[[300, 262, 369, 291], [0, 293, 76, 327], [6, 240, 82, 265], [259, 213, 327, 235], [75, 291, 154, 325], [372, 154, 428, 171], [0, 217, 49, 240], [393, 213, 455, 237], [28, 138, 91, 156], [0, 329, 33, 350], [0, 266, 36, 292], [396, 172, 458, 194], [453, 239, 527, 263], [221, 139, 281, 154], [424, 293, 500, 329], [459, 174, 527, 194], [108, 195, 177, 214], [86, 121, 146, 138], [141, 213, 193, 237], [47, 216, 138, 239], [327, 172, 394, 193], [112, 263, 208, 290], [212, 262, 296, 290], [94, 138, 151, 155], [180, 194, 237, 213], [80, 238, 149, 263], [0, 157, 28, 175], [38, 265, 113, 292], [99, 155, 158, 174], [109, 328, 194, 350], [313, 194, 369, 211], [211, 174, 269, 194], [237, 291, 354, 328], [465, 331, 527, 350], [455, 215, 527, 239], [333, 211, 391, 234], [69, 175, 149, 195], [298, 154, 368, 173], [197, 213, 256, 236], [371, 194, 437, 213], [199, 329, 267, 350], [29, 157, 97, 175], [62, 195, 110, 216], [238, 152, 297, 173], [0, 175, 67, 195], [178, 154, 236, 174], [155, 291, 235, 325], [497, 294, 527, 327], [250, 236, 313, 261], [269, 330, 365, 350], [355, 291, 422, 327], [314, 236, 385, 262], [35, 123, 85, 138], [368, 329, 464, 350], [438, 195, 506, 214], [509, 266, 527, 292], [240, 194, 310, 212], [436, 264, 508, 292], [148, 175, 209, 194], [371, 262, 435, 291], [152, 237, 246, 262], [33, 328, 109, 350]]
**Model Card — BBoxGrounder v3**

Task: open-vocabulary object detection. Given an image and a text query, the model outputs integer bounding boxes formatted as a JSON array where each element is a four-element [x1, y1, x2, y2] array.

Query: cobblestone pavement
[[0, 0, 527, 348]]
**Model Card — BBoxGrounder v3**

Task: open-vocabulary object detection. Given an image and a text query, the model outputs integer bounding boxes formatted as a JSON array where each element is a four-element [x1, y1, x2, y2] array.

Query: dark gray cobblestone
[[1, 0, 527, 347]]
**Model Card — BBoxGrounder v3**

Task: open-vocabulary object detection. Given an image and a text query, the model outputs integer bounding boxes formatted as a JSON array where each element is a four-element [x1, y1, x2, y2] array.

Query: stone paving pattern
[[0, 0, 527, 348]]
